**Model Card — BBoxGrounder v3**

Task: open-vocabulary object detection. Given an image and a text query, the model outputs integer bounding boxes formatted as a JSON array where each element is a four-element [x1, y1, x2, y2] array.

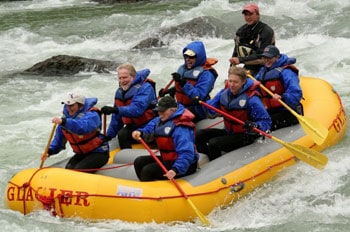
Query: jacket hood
[[168, 103, 185, 120], [167, 104, 195, 126], [271, 54, 296, 69], [182, 41, 207, 67], [239, 78, 255, 95], [131, 68, 151, 85]]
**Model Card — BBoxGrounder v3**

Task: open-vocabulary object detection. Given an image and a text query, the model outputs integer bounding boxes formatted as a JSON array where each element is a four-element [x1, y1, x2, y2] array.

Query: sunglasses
[[243, 12, 254, 16], [184, 55, 197, 59]]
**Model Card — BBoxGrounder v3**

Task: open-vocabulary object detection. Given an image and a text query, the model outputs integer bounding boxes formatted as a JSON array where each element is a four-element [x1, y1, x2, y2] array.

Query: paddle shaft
[[247, 74, 328, 145], [247, 74, 299, 117], [138, 138, 210, 226], [40, 123, 57, 168], [103, 114, 107, 136], [200, 101, 328, 169]]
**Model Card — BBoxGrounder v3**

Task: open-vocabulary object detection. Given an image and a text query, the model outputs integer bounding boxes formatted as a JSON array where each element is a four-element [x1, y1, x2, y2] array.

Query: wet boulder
[[23, 55, 120, 76], [133, 16, 232, 49]]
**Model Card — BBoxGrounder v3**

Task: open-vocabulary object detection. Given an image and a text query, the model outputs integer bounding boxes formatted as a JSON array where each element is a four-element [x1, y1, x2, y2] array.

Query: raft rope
[[8, 156, 296, 218]]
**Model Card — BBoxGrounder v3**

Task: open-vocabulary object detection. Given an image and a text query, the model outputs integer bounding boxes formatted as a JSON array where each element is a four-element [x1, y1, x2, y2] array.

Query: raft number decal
[[116, 185, 143, 197], [332, 108, 346, 133]]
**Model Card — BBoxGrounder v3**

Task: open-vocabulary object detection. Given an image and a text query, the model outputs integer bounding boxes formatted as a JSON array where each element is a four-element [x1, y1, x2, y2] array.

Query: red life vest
[[220, 80, 260, 133], [61, 107, 103, 154], [115, 78, 156, 127], [261, 65, 299, 109], [155, 109, 195, 161], [175, 58, 218, 106]]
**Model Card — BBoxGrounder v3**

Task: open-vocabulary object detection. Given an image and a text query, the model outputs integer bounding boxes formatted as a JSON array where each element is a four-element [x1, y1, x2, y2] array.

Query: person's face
[[185, 55, 196, 69], [66, 103, 81, 116], [118, 68, 134, 91], [227, 74, 245, 95], [158, 108, 175, 121], [243, 11, 259, 25], [263, 56, 278, 68]]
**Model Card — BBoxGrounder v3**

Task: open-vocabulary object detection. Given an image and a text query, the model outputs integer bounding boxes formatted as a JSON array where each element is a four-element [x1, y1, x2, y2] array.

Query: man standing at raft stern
[[159, 40, 218, 123], [229, 3, 275, 75], [41, 93, 109, 172], [132, 96, 199, 181], [101, 63, 157, 149]]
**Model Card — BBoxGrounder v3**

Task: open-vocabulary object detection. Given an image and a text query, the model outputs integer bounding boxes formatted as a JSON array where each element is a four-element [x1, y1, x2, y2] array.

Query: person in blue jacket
[[131, 96, 199, 181], [41, 93, 109, 172], [255, 45, 303, 130], [196, 66, 271, 161], [159, 40, 218, 123], [101, 63, 157, 149]]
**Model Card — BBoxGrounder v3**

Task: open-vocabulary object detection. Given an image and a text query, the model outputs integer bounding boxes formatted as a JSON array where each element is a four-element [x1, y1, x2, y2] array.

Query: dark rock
[[91, 0, 153, 3], [133, 16, 232, 49], [23, 55, 121, 76]]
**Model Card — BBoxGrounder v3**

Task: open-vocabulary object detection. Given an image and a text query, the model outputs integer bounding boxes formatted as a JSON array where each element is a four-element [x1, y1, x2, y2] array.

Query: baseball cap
[[184, 49, 196, 57], [62, 93, 85, 105], [261, 45, 280, 58], [155, 96, 177, 112], [242, 3, 259, 14]]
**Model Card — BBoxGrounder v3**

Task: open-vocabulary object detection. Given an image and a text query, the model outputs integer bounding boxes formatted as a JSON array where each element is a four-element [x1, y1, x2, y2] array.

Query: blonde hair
[[228, 66, 247, 81], [117, 63, 137, 78]]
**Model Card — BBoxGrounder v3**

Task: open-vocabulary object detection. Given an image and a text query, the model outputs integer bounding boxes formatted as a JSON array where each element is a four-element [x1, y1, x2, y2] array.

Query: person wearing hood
[[131, 96, 199, 181], [101, 63, 157, 149], [159, 40, 218, 123], [229, 3, 275, 75], [41, 93, 109, 172], [255, 45, 303, 130], [195, 66, 271, 161]]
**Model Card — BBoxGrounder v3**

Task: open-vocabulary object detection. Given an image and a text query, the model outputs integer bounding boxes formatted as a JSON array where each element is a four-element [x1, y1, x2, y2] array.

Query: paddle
[[138, 137, 210, 226], [40, 123, 57, 168], [247, 74, 328, 145], [158, 79, 174, 99], [103, 114, 107, 136], [200, 101, 328, 170]]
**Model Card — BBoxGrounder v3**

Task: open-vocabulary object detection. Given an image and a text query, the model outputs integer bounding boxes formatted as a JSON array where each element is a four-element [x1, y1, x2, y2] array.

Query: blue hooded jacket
[[255, 54, 302, 110], [138, 104, 199, 175], [49, 97, 108, 155], [176, 41, 217, 120], [107, 68, 157, 138]]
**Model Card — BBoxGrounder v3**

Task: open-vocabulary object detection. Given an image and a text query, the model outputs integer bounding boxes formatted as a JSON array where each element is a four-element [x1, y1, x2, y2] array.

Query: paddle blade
[[187, 198, 210, 226], [298, 115, 329, 145], [284, 142, 328, 169]]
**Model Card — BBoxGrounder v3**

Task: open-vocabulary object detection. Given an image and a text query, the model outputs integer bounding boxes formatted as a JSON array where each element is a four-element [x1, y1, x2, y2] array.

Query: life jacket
[[115, 78, 156, 127], [154, 109, 195, 161], [175, 58, 218, 106], [220, 81, 260, 133], [61, 107, 104, 155], [260, 65, 299, 109], [235, 22, 273, 57]]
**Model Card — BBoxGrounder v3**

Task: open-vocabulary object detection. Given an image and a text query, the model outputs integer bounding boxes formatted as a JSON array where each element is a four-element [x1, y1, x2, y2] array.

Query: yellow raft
[[4, 76, 347, 223]]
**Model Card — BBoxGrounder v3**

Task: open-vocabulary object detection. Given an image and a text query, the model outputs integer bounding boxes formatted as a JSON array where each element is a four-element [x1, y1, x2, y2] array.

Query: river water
[[0, 0, 349, 231]]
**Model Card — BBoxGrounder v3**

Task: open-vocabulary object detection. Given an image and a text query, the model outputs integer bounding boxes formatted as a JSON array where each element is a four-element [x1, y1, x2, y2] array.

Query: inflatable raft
[[5, 76, 347, 224]]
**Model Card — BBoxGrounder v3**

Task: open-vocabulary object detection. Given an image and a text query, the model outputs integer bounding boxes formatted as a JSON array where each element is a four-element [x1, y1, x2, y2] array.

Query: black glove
[[171, 72, 186, 87], [192, 96, 201, 105], [166, 87, 176, 97], [158, 88, 166, 98], [103, 135, 112, 142], [158, 87, 176, 98], [101, 106, 119, 115], [243, 120, 257, 132], [47, 148, 54, 157]]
